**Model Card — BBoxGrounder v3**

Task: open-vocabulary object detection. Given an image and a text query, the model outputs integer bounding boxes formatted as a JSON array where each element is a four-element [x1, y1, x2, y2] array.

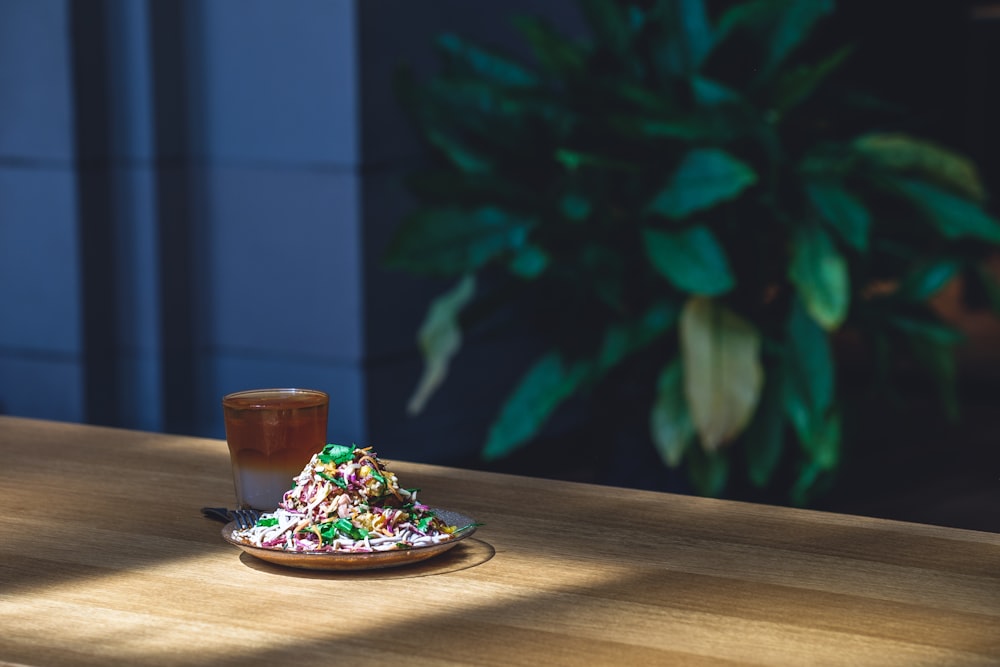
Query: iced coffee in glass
[[222, 388, 329, 510]]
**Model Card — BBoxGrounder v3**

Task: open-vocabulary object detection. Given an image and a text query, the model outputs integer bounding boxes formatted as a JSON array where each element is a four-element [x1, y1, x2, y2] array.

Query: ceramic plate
[[221, 508, 478, 571]]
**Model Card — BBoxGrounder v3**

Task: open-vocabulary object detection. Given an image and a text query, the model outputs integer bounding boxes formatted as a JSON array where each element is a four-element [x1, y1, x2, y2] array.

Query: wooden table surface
[[1, 416, 998, 666]]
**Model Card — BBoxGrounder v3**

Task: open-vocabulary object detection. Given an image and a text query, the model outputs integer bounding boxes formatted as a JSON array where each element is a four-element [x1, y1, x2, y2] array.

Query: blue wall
[[0, 0, 583, 465]]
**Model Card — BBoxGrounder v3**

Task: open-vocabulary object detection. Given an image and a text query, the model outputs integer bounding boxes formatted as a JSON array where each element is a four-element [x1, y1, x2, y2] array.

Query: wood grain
[[0, 416, 997, 666]]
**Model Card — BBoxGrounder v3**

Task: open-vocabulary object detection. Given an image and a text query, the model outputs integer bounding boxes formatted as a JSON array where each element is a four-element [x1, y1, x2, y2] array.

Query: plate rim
[[220, 507, 478, 570]]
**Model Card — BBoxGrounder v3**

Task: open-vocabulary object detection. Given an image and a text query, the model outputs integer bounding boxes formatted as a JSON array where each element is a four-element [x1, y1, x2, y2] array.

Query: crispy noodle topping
[[231, 444, 464, 553]]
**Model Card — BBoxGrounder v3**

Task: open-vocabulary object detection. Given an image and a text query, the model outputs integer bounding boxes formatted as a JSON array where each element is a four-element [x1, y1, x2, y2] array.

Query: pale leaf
[[679, 297, 764, 452], [407, 275, 476, 414]]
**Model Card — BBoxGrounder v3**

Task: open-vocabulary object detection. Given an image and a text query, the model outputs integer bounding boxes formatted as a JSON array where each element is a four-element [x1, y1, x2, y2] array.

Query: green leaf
[[804, 180, 871, 251], [555, 148, 635, 172], [788, 224, 849, 331], [908, 336, 959, 420], [679, 297, 764, 452], [888, 316, 964, 347], [685, 445, 729, 497], [690, 76, 741, 106], [784, 299, 841, 504], [395, 67, 493, 174], [612, 114, 725, 143], [649, 359, 694, 468], [783, 296, 835, 443], [436, 33, 539, 87], [482, 352, 590, 461], [743, 363, 787, 488], [579, 0, 632, 61], [646, 148, 757, 220], [797, 407, 841, 470], [424, 126, 493, 174], [407, 275, 476, 415], [771, 46, 852, 115], [509, 244, 549, 279], [896, 259, 961, 302], [787, 397, 840, 506], [642, 226, 736, 296], [560, 192, 591, 222], [652, 0, 714, 76], [716, 0, 834, 76], [595, 302, 679, 373], [784, 299, 836, 422], [886, 178, 1000, 244], [512, 15, 586, 78], [385, 207, 537, 276], [853, 133, 986, 202], [790, 457, 835, 507]]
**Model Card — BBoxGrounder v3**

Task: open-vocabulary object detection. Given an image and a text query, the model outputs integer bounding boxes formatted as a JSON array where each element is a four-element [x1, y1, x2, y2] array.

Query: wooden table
[[1, 416, 998, 666]]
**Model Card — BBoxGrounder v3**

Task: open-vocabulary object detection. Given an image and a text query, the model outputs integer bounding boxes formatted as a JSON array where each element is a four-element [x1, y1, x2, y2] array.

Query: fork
[[201, 506, 262, 529], [231, 508, 262, 529]]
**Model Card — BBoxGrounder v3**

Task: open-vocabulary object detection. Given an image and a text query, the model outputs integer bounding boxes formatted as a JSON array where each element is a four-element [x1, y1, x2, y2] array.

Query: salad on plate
[[230, 443, 470, 553]]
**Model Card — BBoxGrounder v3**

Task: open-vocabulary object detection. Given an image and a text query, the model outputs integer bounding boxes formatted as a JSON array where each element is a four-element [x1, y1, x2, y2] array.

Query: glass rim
[[222, 388, 328, 409]]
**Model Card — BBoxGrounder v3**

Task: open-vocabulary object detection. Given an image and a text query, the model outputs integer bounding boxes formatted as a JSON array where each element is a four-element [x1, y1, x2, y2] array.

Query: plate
[[221, 508, 478, 571]]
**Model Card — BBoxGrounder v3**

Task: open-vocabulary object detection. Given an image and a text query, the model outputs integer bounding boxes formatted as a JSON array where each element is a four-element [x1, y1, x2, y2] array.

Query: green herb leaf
[[642, 225, 736, 296], [789, 223, 849, 331], [319, 444, 356, 465], [257, 517, 278, 527], [679, 297, 764, 452], [407, 275, 476, 415], [330, 518, 368, 541], [646, 148, 757, 220]]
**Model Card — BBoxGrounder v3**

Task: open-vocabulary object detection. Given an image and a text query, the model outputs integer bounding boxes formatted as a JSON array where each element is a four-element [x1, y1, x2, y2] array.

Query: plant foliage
[[386, 0, 1000, 504]]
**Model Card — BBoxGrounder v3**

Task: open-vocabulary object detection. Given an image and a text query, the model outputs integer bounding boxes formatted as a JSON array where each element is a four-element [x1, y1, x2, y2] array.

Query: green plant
[[386, 0, 1000, 504]]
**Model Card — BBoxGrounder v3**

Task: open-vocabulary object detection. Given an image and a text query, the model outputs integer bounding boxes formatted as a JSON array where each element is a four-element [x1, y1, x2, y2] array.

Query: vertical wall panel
[[0, 0, 84, 422]]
